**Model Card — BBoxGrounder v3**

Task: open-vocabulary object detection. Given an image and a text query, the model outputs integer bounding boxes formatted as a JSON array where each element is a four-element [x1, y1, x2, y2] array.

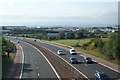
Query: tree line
[[17, 31, 106, 41], [81, 33, 120, 61]]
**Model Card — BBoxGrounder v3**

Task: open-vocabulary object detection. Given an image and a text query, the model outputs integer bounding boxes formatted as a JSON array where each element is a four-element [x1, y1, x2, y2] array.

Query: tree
[[67, 32, 75, 39], [106, 33, 120, 60], [58, 31, 66, 39], [75, 31, 84, 39], [2, 27, 6, 30], [88, 38, 104, 50], [2, 37, 14, 58], [88, 33, 95, 38]]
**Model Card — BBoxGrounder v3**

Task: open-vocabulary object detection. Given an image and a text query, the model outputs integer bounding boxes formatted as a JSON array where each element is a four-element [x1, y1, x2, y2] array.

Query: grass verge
[[48, 38, 118, 64], [2, 53, 16, 77]]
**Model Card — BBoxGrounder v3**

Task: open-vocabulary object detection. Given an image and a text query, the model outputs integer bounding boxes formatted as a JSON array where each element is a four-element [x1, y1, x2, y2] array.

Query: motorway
[[24, 38, 120, 80], [8, 37, 58, 78]]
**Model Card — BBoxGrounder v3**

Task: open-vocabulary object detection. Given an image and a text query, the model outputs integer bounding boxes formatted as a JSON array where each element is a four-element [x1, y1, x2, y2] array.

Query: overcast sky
[[0, 0, 119, 27]]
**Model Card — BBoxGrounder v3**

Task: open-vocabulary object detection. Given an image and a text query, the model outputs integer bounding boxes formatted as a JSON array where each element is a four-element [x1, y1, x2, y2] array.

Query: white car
[[17, 40, 20, 43], [70, 49, 77, 55], [57, 50, 65, 55]]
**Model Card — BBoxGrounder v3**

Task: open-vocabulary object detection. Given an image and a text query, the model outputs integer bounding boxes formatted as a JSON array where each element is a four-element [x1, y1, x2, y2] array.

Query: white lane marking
[[85, 64, 88, 67], [24, 42, 61, 80], [35, 62, 37, 64], [32, 53, 33, 54], [80, 55, 120, 73], [18, 44, 24, 79], [40, 44, 89, 79], [33, 54, 34, 57], [33, 58, 35, 60], [37, 67, 38, 69], [97, 62, 120, 73], [11, 41, 24, 79], [42, 40, 120, 73]]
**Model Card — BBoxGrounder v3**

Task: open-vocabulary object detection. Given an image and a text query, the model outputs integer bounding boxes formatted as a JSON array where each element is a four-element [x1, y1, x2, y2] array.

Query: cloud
[[0, 0, 118, 26]]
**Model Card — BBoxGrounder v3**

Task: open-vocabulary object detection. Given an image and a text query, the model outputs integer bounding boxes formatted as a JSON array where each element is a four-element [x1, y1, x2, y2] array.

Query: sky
[[0, 0, 119, 27]]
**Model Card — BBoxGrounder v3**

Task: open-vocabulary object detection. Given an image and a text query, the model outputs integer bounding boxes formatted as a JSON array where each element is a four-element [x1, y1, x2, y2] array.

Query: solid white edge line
[[80, 55, 120, 73], [41, 45, 89, 80], [10, 41, 24, 79], [25, 38, 89, 79], [42, 40, 120, 73], [24, 42, 61, 80], [18, 44, 24, 79]]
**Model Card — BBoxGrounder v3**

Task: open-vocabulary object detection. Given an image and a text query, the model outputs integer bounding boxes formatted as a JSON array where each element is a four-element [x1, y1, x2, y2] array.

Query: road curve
[[25, 38, 120, 80], [8, 37, 58, 78]]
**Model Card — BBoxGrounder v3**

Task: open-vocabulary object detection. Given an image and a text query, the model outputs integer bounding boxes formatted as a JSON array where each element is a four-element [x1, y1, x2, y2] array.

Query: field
[[51, 38, 117, 64], [53, 38, 93, 47]]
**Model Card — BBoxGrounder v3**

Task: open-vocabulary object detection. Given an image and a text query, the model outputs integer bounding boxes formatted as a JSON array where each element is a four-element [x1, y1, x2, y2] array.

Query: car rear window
[[59, 50, 62, 52]]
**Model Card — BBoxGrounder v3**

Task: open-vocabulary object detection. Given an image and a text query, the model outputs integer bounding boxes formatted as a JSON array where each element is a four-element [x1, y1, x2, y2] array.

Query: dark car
[[83, 57, 93, 63], [34, 39, 37, 42], [95, 71, 110, 80], [69, 57, 79, 64]]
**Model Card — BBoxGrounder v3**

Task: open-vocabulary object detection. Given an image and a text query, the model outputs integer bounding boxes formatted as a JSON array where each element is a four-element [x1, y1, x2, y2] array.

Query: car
[[17, 41, 20, 43], [69, 49, 77, 55], [69, 57, 79, 64], [83, 57, 93, 63], [95, 70, 110, 80], [57, 50, 65, 55], [34, 39, 37, 42]]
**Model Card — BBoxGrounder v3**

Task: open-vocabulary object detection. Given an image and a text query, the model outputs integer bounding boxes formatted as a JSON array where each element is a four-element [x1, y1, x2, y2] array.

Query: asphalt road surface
[[24, 38, 120, 80], [7, 37, 58, 78]]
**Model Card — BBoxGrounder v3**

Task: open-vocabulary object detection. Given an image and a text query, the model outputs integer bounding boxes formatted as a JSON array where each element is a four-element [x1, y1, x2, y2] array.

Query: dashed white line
[[40, 44, 89, 79], [35, 62, 37, 64], [37, 67, 38, 69], [85, 64, 88, 67], [24, 42, 61, 80], [33, 55, 34, 57], [33, 58, 35, 60], [42, 40, 120, 73]]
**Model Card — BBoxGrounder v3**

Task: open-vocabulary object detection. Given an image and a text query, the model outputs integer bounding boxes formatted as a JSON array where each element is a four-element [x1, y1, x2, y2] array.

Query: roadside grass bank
[[2, 37, 16, 77], [46, 38, 119, 64], [2, 53, 16, 76]]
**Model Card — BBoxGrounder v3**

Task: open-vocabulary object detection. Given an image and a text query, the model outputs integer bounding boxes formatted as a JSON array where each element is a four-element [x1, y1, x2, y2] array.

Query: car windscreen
[[71, 50, 76, 52], [86, 58, 91, 60], [71, 58, 77, 60]]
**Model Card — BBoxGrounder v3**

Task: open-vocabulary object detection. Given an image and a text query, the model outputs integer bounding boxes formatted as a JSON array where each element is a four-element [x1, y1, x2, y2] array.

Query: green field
[[53, 38, 93, 47], [51, 38, 118, 64]]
